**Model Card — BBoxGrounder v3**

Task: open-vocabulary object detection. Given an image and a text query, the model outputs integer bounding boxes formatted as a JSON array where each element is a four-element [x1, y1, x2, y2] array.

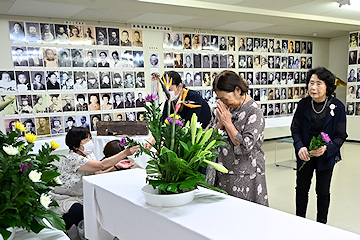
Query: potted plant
[[0, 99, 65, 240], [126, 74, 228, 206]]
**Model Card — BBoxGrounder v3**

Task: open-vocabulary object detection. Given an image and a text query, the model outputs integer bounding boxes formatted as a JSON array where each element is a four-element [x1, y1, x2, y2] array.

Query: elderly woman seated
[[50, 127, 139, 236]]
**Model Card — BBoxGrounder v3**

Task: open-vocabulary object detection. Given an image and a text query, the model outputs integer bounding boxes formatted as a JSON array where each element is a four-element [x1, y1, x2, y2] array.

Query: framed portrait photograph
[[183, 34, 192, 50], [57, 48, 71, 67], [133, 51, 144, 68], [109, 50, 121, 69], [164, 52, 174, 68], [90, 114, 101, 131], [125, 112, 136, 121], [99, 72, 112, 89], [74, 71, 87, 91], [46, 71, 60, 90], [50, 116, 64, 135], [61, 93, 75, 112], [40, 23, 55, 43], [25, 22, 41, 43], [121, 50, 133, 68], [172, 33, 182, 49], [132, 30, 143, 47], [114, 112, 125, 121], [124, 91, 135, 108], [30, 71, 46, 91], [120, 29, 132, 47], [82, 26, 95, 45], [163, 32, 173, 49], [108, 28, 120, 46], [17, 95, 33, 114], [135, 71, 145, 88], [88, 93, 101, 111], [228, 36, 235, 51], [113, 92, 124, 109], [87, 71, 99, 89], [0, 71, 16, 92], [21, 117, 36, 134], [55, 24, 69, 43], [98, 50, 110, 68], [149, 52, 159, 68], [77, 115, 90, 130], [43, 48, 58, 67], [69, 25, 83, 44], [48, 94, 62, 113], [63, 116, 76, 132], [28, 47, 44, 67], [123, 71, 135, 88], [237, 55, 246, 68], [60, 71, 74, 90], [96, 27, 108, 45], [5, 118, 20, 133], [100, 93, 113, 110], [192, 34, 201, 50], [112, 71, 123, 88], [15, 71, 31, 92], [84, 49, 97, 67], [12, 46, 28, 67], [75, 93, 89, 112], [9, 21, 26, 42], [135, 91, 145, 108], [32, 94, 48, 114]]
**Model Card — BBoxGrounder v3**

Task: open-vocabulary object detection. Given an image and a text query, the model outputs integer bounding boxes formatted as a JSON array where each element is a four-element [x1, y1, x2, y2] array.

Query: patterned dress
[[207, 98, 269, 206]]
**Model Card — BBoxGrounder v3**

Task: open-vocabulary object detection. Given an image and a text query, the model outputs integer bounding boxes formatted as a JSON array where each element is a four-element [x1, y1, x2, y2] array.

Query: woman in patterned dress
[[207, 70, 268, 206]]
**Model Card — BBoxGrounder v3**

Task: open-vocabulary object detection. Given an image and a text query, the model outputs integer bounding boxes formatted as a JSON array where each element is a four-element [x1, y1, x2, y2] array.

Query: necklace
[[238, 93, 247, 109], [311, 97, 328, 114]]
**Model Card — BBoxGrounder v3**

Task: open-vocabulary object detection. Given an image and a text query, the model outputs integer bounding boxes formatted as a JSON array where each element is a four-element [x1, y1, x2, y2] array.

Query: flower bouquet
[[298, 132, 331, 171], [0, 99, 65, 240], [127, 74, 228, 194]]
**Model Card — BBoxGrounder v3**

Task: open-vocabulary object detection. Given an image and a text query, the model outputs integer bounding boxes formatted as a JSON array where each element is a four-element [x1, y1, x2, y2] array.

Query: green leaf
[[179, 140, 189, 152], [199, 128, 213, 145], [41, 170, 60, 182], [195, 127, 203, 144], [190, 113, 197, 145], [204, 140, 216, 152], [198, 151, 212, 157], [43, 210, 66, 232], [0, 227, 12, 240], [203, 160, 228, 173]]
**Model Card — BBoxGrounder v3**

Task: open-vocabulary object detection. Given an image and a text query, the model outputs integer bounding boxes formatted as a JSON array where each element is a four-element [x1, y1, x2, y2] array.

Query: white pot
[[0, 228, 15, 240], [141, 185, 196, 207]]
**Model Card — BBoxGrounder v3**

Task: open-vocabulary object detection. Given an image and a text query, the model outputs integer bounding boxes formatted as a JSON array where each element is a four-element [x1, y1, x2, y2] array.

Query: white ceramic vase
[[141, 185, 196, 207], [0, 228, 15, 240]]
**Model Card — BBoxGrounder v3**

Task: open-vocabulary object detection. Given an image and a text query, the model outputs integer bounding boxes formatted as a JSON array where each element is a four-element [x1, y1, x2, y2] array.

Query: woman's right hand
[[126, 145, 141, 156], [298, 147, 310, 161]]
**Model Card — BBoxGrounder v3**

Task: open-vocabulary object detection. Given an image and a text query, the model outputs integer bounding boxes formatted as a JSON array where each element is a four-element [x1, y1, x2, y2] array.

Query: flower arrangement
[[298, 132, 331, 171], [127, 74, 228, 194], [0, 99, 65, 240]]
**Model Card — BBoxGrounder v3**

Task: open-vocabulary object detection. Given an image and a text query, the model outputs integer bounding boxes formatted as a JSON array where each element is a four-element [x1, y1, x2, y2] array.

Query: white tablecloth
[[83, 169, 359, 240]]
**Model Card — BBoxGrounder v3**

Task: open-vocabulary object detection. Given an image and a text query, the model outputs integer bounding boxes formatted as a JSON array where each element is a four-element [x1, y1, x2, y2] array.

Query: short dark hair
[[102, 93, 110, 100], [103, 140, 124, 158], [66, 127, 91, 151], [305, 67, 336, 96], [165, 71, 182, 87], [77, 94, 85, 100], [213, 70, 248, 95]]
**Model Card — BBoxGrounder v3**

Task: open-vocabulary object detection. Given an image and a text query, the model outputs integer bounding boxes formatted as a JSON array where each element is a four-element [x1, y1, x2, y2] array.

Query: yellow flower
[[50, 140, 60, 150], [25, 132, 37, 143], [14, 121, 27, 132], [164, 114, 181, 125]]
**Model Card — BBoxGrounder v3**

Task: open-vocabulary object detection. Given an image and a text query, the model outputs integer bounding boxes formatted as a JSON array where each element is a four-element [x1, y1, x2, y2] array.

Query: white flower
[[244, 136, 250, 142], [54, 176, 62, 185], [257, 184, 263, 195], [232, 186, 237, 192], [254, 129, 258, 134], [40, 193, 51, 209], [218, 129, 225, 136], [238, 111, 246, 120], [222, 148, 228, 156], [196, 122, 202, 128], [3, 145, 18, 155], [248, 114, 257, 124], [251, 158, 256, 167], [29, 170, 42, 183]]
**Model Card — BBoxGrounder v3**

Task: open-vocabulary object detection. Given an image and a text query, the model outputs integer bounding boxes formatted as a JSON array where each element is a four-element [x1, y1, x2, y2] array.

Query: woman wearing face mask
[[50, 127, 139, 235]]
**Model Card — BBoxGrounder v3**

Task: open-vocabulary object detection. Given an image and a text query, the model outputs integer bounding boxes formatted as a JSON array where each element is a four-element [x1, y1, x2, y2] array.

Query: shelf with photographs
[[346, 31, 360, 117], [2, 20, 148, 137], [161, 32, 312, 118]]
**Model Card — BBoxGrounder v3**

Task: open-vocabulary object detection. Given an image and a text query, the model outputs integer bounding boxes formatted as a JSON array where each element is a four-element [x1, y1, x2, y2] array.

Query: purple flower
[[321, 132, 331, 143], [19, 163, 31, 173], [166, 117, 184, 127], [145, 94, 158, 102], [119, 138, 127, 147]]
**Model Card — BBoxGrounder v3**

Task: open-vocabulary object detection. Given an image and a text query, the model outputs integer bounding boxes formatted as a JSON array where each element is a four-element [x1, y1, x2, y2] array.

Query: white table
[[83, 169, 359, 240]]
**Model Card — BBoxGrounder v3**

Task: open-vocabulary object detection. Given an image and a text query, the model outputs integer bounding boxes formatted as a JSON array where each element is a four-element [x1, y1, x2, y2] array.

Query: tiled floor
[[264, 140, 360, 235], [69, 140, 360, 239]]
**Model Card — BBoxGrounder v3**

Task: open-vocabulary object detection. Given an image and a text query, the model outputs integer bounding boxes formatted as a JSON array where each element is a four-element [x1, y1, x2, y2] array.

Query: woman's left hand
[[309, 146, 327, 157], [216, 101, 232, 127], [116, 159, 135, 169]]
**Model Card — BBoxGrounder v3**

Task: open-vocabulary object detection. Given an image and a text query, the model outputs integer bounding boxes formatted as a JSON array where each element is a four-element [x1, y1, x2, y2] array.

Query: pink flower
[[175, 104, 181, 113], [145, 94, 158, 102], [119, 137, 127, 147], [248, 114, 257, 124], [321, 132, 331, 143]]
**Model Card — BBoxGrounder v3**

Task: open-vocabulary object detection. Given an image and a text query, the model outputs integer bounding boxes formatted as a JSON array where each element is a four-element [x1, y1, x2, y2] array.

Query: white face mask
[[80, 140, 94, 156], [169, 90, 180, 102]]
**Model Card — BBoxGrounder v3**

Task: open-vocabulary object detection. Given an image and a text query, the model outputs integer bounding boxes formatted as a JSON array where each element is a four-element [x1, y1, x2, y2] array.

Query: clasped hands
[[216, 101, 232, 128], [298, 146, 327, 161]]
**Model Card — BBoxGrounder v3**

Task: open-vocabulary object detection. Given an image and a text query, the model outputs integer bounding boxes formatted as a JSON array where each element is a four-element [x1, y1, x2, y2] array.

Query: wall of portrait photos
[[0, 17, 324, 139]]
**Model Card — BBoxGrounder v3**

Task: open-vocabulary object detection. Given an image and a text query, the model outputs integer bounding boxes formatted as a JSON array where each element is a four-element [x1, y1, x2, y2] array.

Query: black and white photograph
[[267, 72, 274, 85], [17, 95, 33, 114], [69, 25, 83, 44], [202, 54, 210, 68], [260, 38, 268, 52], [295, 41, 301, 53], [71, 49, 84, 67], [60, 71, 74, 90], [349, 32, 358, 48], [281, 40, 288, 53], [211, 54, 219, 68], [83, 26, 96, 45], [253, 88, 260, 101], [172, 33, 182, 49], [9, 21, 25, 42], [149, 52, 159, 68], [184, 71, 193, 87], [77, 115, 90, 130], [46, 71, 60, 90], [62, 94, 75, 112], [120, 29, 132, 47], [112, 72, 123, 88], [192, 53, 201, 68], [287, 87, 293, 99], [247, 55, 254, 69], [301, 41, 307, 54], [253, 72, 260, 85], [349, 50, 357, 65], [84, 49, 97, 67], [260, 55, 268, 69], [57, 48, 71, 67], [16, 71, 31, 92], [55, 24, 69, 43], [164, 52, 174, 68], [356, 102, 360, 116], [202, 72, 211, 87], [268, 56, 274, 69], [268, 39, 274, 52], [108, 28, 120, 46], [48, 94, 62, 113], [282, 72, 289, 83], [210, 35, 218, 51], [260, 88, 268, 101], [163, 32, 173, 49], [203, 89, 211, 102], [12, 46, 28, 67], [253, 38, 260, 52], [87, 71, 99, 89], [40, 23, 55, 43], [287, 72, 294, 85], [133, 51, 144, 68], [274, 38, 281, 53], [132, 30, 143, 47], [306, 57, 312, 69], [202, 35, 211, 51], [121, 50, 133, 68], [274, 88, 280, 100], [261, 104, 267, 116], [183, 34, 192, 50], [307, 41, 313, 54], [183, 53, 193, 68], [174, 52, 183, 68], [30, 71, 46, 90], [0, 71, 16, 92], [74, 71, 87, 90], [125, 112, 136, 121], [135, 72, 145, 88], [239, 37, 246, 51], [239, 55, 246, 68], [193, 72, 202, 87], [98, 50, 110, 68], [100, 93, 113, 110], [192, 34, 201, 50], [28, 47, 43, 67], [219, 54, 227, 68], [357, 85, 360, 99], [260, 72, 267, 85], [95, 27, 108, 45], [32, 94, 48, 113], [35, 117, 51, 135], [274, 56, 281, 68], [1, 94, 18, 115], [300, 57, 306, 69], [219, 36, 227, 51], [253, 56, 261, 69], [113, 92, 124, 109], [287, 102, 293, 114], [90, 114, 101, 131], [281, 56, 288, 69], [135, 92, 145, 108], [246, 37, 253, 51], [99, 72, 112, 89], [25, 22, 41, 43], [347, 102, 355, 115], [75, 93, 88, 112], [280, 87, 287, 100], [273, 72, 280, 85], [246, 72, 253, 85], [123, 71, 134, 88], [43, 48, 58, 67], [124, 91, 135, 108], [267, 103, 274, 116], [64, 116, 76, 132], [228, 54, 235, 68], [21, 118, 36, 134], [50, 117, 64, 135]]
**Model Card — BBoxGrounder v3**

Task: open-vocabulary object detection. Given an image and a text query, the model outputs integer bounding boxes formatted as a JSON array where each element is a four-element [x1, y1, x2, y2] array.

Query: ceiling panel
[[233, 0, 314, 10], [72, 8, 141, 23], [213, 21, 273, 32], [128, 13, 195, 25], [171, 18, 231, 30]]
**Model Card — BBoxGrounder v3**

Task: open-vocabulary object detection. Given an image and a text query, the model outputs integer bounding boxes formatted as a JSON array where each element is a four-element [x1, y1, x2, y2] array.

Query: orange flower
[[176, 89, 201, 110], [162, 74, 172, 89]]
